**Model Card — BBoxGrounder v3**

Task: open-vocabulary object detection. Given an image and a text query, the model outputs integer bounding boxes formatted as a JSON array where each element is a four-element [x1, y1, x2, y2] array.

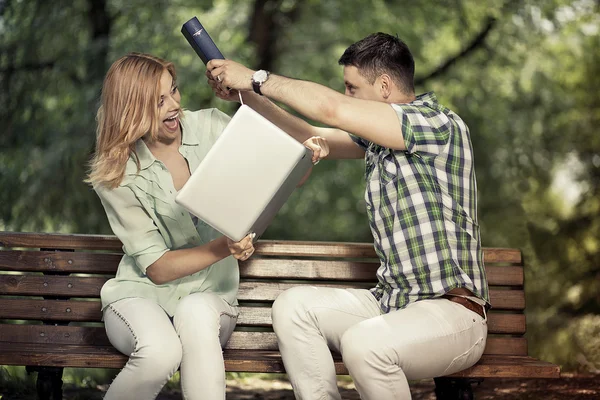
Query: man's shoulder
[[393, 92, 467, 130]]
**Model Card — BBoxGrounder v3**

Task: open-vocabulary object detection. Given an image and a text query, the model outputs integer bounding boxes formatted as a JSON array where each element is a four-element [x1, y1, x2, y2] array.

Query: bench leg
[[27, 366, 64, 400], [434, 377, 481, 400]]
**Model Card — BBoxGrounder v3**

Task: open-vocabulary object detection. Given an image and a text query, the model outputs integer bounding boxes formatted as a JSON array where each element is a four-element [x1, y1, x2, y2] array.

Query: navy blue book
[[181, 17, 224, 65]]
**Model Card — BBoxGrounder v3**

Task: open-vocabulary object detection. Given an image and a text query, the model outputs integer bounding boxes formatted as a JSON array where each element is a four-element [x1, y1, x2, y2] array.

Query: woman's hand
[[226, 233, 256, 261], [303, 136, 330, 164]]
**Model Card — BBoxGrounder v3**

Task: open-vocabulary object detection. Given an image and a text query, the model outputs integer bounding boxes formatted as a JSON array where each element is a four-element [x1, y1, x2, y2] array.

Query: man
[[207, 32, 489, 400]]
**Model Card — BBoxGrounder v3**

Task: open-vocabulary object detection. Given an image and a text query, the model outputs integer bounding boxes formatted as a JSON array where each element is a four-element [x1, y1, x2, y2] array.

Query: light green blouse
[[95, 108, 239, 316]]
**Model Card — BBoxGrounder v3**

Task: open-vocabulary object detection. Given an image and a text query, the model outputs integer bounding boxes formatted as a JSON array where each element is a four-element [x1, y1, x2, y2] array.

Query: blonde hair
[[86, 53, 177, 188]]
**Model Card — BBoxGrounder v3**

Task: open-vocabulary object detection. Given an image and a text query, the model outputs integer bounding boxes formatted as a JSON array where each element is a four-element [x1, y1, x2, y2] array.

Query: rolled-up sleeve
[[391, 103, 451, 157], [95, 185, 169, 273], [349, 133, 370, 151]]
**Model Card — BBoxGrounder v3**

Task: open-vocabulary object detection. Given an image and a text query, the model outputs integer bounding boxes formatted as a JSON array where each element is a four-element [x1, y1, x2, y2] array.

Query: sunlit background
[[1, 0, 599, 390]]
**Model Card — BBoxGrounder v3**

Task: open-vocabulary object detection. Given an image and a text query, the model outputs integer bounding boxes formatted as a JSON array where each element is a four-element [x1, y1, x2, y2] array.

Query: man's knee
[[272, 286, 315, 331], [340, 324, 389, 372]]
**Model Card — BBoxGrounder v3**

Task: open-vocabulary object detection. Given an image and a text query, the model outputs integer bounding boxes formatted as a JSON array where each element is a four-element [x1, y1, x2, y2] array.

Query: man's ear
[[379, 74, 393, 99]]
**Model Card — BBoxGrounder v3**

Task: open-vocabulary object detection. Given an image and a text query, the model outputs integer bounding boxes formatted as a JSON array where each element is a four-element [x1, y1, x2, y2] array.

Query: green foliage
[[1, 0, 599, 379]]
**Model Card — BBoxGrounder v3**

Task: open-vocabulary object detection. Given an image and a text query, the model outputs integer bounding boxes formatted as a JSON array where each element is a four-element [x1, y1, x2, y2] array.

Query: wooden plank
[[0, 298, 103, 321], [486, 314, 526, 334], [0, 251, 121, 274], [234, 307, 525, 334], [484, 336, 527, 356], [485, 266, 523, 286], [240, 259, 378, 281], [0, 233, 523, 264], [0, 325, 527, 355], [0, 299, 526, 332], [0, 273, 525, 301], [448, 355, 560, 378], [0, 253, 524, 288], [0, 288, 524, 324], [0, 232, 123, 251], [238, 281, 374, 301], [0, 343, 127, 369], [240, 258, 523, 288], [254, 241, 377, 258], [0, 275, 108, 297], [489, 290, 525, 310], [239, 282, 524, 309], [483, 248, 522, 264], [0, 347, 551, 377]]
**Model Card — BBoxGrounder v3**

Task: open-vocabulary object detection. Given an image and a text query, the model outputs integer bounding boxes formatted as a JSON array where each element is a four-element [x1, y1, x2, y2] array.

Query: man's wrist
[[251, 70, 270, 95]]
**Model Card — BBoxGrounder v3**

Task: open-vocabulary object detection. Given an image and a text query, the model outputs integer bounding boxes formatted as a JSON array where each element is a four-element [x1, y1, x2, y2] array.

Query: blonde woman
[[87, 53, 254, 400]]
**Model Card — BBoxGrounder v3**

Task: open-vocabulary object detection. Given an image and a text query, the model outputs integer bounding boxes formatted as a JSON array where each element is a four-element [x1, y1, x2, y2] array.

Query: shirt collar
[[131, 139, 156, 172], [415, 91, 437, 104], [180, 111, 199, 146]]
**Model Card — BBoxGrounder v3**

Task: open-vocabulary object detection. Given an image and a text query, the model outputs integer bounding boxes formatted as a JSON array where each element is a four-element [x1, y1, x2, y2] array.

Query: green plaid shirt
[[351, 92, 489, 313]]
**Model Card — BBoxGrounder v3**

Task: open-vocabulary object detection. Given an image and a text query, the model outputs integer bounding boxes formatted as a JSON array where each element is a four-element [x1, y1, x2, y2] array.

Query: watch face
[[254, 70, 268, 83]]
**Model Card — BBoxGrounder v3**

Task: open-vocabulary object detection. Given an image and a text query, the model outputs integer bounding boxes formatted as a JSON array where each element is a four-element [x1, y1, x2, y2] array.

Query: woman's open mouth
[[163, 112, 179, 132]]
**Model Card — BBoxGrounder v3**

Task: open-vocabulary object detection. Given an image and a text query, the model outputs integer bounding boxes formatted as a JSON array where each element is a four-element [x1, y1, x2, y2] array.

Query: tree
[[1, 0, 598, 371]]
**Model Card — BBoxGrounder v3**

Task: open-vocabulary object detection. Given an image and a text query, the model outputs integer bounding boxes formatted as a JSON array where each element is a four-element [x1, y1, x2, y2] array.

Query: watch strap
[[252, 79, 263, 95]]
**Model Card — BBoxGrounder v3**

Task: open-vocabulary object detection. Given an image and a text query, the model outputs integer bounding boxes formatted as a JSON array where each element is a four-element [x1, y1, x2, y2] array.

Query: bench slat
[[0, 278, 524, 311], [0, 299, 525, 334], [1, 232, 521, 263], [233, 307, 525, 334], [0, 342, 556, 378], [483, 248, 522, 264], [241, 259, 378, 281], [0, 264, 524, 289], [238, 283, 524, 309], [0, 251, 121, 274], [0, 290, 525, 324], [0, 324, 526, 354], [485, 266, 524, 286], [0, 232, 123, 251], [0, 275, 107, 297]]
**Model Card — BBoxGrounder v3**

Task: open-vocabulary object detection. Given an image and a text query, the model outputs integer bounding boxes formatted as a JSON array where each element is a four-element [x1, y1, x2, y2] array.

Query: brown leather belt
[[443, 294, 485, 319]]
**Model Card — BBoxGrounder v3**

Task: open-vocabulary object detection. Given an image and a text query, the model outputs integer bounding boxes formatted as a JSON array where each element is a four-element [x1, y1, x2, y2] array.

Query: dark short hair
[[338, 32, 415, 94]]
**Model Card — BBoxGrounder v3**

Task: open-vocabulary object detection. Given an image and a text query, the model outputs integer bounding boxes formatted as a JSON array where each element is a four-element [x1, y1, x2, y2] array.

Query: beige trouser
[[102, 292, 238, 400], [272, 287, 487, 400]]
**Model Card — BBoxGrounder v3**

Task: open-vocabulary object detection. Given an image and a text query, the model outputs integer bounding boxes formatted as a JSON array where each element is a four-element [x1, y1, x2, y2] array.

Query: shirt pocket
[[153, 197, 177, 221], [378, 151, 399, 187]]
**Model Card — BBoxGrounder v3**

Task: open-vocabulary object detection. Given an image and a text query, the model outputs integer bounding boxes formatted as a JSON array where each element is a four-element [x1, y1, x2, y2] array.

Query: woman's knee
[[174, 292, 223, 324], [142, 332, 182, 366]]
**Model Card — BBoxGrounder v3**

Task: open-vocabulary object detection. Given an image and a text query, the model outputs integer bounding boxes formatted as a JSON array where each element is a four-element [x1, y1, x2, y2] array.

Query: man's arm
[[206, 70, 364, 160], [207, 60, 406, 151]]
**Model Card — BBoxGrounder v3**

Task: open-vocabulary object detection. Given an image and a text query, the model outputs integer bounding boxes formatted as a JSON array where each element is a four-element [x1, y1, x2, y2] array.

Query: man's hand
[[303, 136, 330, 164], [207, 59, 255, 92], [205, 69, 239, 102], [226, 233, 256, 261]]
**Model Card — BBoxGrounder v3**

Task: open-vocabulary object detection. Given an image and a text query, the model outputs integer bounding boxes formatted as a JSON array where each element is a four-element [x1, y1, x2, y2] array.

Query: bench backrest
[[0, 232, 527, 368]]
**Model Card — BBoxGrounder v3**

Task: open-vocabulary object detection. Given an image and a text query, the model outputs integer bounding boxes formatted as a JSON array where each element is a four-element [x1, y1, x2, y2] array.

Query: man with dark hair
[[338, 32, 415, 94], [207, 32, 490, 400]]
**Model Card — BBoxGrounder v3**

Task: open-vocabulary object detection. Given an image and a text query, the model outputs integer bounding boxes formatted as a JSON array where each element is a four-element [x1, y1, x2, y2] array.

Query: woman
[[86, 52, 254, 400]]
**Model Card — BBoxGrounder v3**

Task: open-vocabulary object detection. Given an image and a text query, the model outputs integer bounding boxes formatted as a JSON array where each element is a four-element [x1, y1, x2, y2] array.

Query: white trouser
[[272, 287, 487, 400], [102, 292, 238, 400]]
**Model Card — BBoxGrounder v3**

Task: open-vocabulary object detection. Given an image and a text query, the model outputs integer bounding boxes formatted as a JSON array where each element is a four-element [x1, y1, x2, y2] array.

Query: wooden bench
[[0, 231, 560, 399]]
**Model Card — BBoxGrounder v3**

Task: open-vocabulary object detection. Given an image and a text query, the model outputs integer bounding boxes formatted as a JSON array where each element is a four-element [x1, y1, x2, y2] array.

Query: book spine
[[181, 17, 224, 65]]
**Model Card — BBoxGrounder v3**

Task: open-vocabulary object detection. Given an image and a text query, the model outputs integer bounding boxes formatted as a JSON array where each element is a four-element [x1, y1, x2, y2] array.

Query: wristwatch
[[251, 70, 270, 95]]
